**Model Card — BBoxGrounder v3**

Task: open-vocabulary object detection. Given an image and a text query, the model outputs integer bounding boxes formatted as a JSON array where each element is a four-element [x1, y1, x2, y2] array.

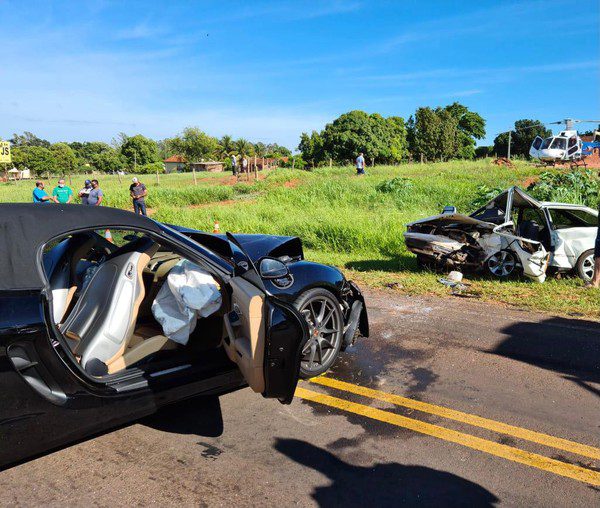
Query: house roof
[[163, 155, 186, 163]]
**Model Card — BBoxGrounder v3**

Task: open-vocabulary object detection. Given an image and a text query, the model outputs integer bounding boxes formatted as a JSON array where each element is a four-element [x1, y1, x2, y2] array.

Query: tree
[[234, 138, 254, 157], [298, 131, 324, 166], [11, 146, 56, 174], [90, 149, 127, 173], [9, 131, 50, 148], [69, 141, 112, 164], [493, 119, 551, 158], [444, 102, 486, 159], [317, 110, 408, 164], [169, 127, 220, 162], [254, 142, 267, 157], [120, 134, 161, 168], [50, 143, 77, 173], [410, 107, 459, 162], [219, 135, 235, 157]]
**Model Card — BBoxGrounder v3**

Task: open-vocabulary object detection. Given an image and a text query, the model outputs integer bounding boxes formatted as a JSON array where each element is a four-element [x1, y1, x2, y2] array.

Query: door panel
[[224, 277, 309, 403], [223, 276, 266, 393], [263, 299, 309, 403]]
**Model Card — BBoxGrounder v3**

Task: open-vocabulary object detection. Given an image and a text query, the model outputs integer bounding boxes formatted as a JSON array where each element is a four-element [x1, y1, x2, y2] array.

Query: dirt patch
[[519, 176, 539, 188], [283, 179, 301, 188]]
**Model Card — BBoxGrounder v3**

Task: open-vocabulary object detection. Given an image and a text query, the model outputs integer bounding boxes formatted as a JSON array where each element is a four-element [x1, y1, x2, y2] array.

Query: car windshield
[[540, 137, 553, 149], [550, 137, 566, 150]]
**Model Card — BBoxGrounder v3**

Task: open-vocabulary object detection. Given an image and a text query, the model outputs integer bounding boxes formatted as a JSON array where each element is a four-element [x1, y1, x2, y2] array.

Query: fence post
[[68, 174, 72, 186], [192, 168, 197, 185], [117, 172, 122, 184], [420, 154, 424, 164], [292, 156, 295, 169], [329, 158, 332, 169], [156, 168, 160, 185]]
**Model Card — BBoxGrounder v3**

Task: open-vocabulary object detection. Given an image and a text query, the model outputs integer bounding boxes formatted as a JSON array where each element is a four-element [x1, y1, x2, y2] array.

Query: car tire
[[576, 249, 595, 282], [486, 250, 517, 278], [294, 288, 344, 379]]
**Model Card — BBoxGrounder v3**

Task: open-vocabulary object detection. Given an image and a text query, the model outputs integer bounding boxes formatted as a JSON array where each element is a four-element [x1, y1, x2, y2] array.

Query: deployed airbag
[[151, 260, 222, 345]]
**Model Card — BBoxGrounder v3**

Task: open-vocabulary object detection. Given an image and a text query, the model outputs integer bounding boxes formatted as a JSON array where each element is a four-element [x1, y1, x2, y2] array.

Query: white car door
[[547, 207, 597, 269]]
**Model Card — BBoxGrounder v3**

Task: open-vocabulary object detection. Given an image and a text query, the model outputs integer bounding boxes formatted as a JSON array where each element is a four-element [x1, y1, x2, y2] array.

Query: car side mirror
[[442, 206, 457, 214], [259, 257, 289, 279]]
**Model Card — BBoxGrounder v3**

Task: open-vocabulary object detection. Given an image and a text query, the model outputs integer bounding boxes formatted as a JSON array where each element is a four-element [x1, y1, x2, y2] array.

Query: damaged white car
[[404, 186, 598, 283]]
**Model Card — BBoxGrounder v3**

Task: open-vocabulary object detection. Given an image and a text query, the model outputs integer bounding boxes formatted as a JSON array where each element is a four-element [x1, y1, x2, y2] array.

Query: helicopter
[[528, 118, 600, 164]]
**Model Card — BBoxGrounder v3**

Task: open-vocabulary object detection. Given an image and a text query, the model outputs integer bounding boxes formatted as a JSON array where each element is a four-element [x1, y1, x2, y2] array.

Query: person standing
[[355, 152, 366, 175], [78, 179, 92, 205], [86, 179, 104, 206], [242, 156, 248, 173], [129, 177, 148, 216], [32, 181, 52, 203], [231, 154, 238, 176], [52, 178, 74, 204]]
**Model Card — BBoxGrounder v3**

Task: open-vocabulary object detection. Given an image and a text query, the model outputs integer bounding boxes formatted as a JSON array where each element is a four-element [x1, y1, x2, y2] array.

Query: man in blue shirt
[[356, 153, 366, 175], [32, 181, 51, 203], [87, 179, 104, 206]]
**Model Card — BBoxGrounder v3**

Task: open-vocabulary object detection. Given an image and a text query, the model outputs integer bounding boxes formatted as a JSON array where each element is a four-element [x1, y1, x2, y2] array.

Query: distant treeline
[[4, 129, 292, 175], [3, 104, 554, 175], [297, 103, 553, 167]]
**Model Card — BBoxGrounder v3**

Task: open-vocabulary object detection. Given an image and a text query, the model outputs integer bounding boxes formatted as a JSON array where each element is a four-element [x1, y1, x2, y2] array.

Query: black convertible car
[[0, 204, 368, 468]]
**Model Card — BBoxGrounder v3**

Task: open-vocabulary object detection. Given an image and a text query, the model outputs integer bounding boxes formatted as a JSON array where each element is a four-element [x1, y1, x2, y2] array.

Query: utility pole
[[507, 131, 512, 159]]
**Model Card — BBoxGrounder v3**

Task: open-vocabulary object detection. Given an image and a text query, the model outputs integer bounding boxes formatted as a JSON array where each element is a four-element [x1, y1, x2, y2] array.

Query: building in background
[[163, 155, 187, 173]]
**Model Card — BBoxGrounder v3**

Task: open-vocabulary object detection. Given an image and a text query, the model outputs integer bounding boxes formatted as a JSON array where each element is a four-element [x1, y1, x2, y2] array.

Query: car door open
[[222, 236, 309, 404]]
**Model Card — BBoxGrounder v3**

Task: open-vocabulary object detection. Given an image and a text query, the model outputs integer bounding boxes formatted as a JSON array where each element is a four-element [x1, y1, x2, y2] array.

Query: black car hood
[[169, 225, 304, 262]]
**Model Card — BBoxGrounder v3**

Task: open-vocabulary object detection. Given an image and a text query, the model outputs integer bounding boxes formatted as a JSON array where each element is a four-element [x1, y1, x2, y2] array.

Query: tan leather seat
[[61, 237, 159, 373]]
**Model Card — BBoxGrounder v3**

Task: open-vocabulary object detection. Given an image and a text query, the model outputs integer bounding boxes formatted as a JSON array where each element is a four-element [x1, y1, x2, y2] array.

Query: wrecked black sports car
[[0, 204, 368, 468]]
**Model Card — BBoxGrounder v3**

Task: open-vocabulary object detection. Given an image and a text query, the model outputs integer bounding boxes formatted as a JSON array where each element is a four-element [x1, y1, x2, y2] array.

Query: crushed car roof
[[0, 204, 162, 291]]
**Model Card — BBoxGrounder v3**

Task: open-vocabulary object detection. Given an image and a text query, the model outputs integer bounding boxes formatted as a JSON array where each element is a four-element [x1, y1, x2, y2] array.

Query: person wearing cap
[[52, 178, 74, 204], [32, 181, 52, 204], [79, 179, 92, 205], [129, 177, 147, 215]]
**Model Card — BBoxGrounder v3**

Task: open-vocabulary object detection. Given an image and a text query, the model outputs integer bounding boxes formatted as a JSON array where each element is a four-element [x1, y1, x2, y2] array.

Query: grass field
[[2, 160, 599, 318]]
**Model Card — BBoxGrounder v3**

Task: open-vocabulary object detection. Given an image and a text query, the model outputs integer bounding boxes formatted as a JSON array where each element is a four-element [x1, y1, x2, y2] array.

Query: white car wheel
[[576, 249, 595, 282], [487, 250, 517, 278]]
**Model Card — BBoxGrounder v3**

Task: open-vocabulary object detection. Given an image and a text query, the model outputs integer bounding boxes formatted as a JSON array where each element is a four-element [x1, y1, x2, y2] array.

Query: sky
[[0, 0, 598, 150]]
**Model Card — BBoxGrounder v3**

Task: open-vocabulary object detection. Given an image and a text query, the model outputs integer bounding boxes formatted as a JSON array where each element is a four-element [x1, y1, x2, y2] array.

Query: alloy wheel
[[487, 250, 516, 277], [581, 253, 595, 281], [298, 294, 343, 376]]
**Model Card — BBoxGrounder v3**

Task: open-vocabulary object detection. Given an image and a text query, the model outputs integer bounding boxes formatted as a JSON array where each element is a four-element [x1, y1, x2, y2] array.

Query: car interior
[[42, 229, 268, 393]]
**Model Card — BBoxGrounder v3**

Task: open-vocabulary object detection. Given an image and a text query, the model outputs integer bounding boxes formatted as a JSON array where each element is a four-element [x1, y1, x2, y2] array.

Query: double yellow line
[[295, 376, 600, 486]]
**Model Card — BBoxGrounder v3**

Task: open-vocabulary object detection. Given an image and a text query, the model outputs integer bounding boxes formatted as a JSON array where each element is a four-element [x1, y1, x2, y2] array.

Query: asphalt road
[[1, 289, 599, 507]]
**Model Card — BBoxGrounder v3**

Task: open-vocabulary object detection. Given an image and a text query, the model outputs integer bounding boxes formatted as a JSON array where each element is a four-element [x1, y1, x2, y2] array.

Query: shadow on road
[[141, 396, 224, 437], [493, 317, 600, 397], [345, 255, 417, 273], [274, 438, 499, 507]]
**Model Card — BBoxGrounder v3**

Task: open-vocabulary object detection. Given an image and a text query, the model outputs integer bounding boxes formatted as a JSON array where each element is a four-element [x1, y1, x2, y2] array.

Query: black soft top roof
[[0, 204, 162, 291]]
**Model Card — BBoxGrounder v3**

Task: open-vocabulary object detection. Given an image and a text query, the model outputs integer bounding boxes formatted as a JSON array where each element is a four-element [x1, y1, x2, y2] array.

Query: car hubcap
[[488, 251, 516, 277], [582, 254, 594, 281], [299, 296, 342, 373]]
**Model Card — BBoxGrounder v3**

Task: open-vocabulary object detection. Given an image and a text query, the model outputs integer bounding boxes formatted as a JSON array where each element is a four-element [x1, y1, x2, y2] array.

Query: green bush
[[527, 169, 600, 208], [376, 177, 413, 194], [470, 184, 506, 209]]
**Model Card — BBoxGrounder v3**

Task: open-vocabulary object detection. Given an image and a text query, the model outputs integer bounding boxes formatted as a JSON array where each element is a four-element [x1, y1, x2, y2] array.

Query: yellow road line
[[295, 387, 600, 486], [309, 376, 600, 461]]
